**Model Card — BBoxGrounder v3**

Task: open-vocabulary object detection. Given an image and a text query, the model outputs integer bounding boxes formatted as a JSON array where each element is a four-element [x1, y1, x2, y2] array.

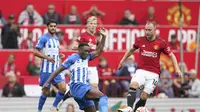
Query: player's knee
[[140, 91, 149, 100], [130, 81, 139, 89], [58, 82, 67, 93], [59, 85, 67, 93], [42, 88, 50, 96]]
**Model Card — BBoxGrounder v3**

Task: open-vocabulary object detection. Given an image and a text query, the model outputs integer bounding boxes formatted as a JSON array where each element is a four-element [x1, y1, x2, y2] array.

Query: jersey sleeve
[[35, 36, 47, 50], [162, 41, 172, 55], [88, 52, 95, 61], [133, 37, 140, 49], [61, 56, 74, 69], [77, 34, 85, 43]]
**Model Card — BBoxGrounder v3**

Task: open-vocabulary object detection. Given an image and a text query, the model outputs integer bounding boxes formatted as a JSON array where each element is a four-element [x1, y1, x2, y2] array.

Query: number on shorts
[[152, 79, 158, 86]]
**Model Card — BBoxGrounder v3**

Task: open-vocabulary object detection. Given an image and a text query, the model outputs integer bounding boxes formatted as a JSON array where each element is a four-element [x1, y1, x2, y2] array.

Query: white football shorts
[[88, 66, 99, 84], [131, 69, 159, 94]]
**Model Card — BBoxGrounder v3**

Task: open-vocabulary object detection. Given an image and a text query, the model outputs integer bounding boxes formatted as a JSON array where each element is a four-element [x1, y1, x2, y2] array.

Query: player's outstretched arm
[[169, 53, 182, 77], [43, 66, 65, 88], [70, 40, 79, 50], [93, 28, 107, 58], [118, 47, 137, 69]]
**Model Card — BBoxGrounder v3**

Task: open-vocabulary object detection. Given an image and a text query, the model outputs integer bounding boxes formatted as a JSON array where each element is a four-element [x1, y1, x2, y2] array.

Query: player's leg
[[58, 85, 71, 109], [88, 67, 99, 110], [118, 69, 145, 112], [133, 72, 159, 112], [133, 91, 149, 112], [85, 88, 108, 112], [51, 74, 66, 111], [74, 98, 96, 112], [38, 72, 51, 112], [83, 106, 96, 112], [62, 90, 72, 101], [71, 84, 96, 112]]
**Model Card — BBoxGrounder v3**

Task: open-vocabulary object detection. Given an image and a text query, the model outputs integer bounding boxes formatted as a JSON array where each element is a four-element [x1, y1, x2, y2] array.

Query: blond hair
[[87, 16, 97, 23]]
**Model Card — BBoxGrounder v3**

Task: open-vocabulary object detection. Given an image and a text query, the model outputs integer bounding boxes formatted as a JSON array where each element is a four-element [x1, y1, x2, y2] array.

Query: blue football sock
[[38, 94, 47, 111], [53, 91, 65, 107], [98, 95, 108, 112]]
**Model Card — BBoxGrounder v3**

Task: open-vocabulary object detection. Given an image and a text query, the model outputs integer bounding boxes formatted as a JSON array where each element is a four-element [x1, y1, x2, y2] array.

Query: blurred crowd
[[0, 4, 200, 51], [1, 53, 200, 98]]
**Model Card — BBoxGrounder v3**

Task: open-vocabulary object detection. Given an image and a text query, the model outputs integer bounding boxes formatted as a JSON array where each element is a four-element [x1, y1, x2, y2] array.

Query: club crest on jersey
[[153, 45, 159, 50]]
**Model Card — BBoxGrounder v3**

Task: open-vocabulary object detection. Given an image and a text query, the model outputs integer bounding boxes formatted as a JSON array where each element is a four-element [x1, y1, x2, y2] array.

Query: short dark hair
[[78, 43, 89, 49], [46, 19, 57, 26]]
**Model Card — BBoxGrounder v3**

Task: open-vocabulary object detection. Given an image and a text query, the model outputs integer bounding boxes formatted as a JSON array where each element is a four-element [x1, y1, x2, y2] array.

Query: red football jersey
[[133, 36, 172, 74], [77, 31, 97, 51]]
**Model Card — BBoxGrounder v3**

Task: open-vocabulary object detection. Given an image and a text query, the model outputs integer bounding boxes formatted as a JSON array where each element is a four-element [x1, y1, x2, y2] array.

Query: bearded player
[[118, 22, 182, 112], [34, 19, 66, 112], [58, 16, 103, 109]]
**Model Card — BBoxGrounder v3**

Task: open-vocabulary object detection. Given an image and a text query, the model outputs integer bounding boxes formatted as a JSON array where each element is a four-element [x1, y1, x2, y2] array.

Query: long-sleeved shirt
[[188, 79, 200, 98], [18, 11, 43, 25]]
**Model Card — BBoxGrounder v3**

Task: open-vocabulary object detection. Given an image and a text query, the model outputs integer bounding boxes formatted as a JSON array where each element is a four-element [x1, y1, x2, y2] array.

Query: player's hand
[[176, 69, 183, 78], [42, 82, 49, 90], [99, 28, 108, 38], [47, 57, 55, 63], [59, 53, 65, 59]]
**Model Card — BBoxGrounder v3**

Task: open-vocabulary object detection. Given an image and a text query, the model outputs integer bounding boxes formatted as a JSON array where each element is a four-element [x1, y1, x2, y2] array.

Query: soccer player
[[118, 22, 182, 112], [72, 16, 101, 89], [59, 16, 102, 108], [34, 19, 66, 112], [43, 28, 108, 112]]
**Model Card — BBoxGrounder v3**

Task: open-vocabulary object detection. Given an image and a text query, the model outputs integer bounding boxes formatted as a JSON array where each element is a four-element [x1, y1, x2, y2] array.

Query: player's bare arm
[[169, 53, 182, 77], [43, 66, 65, 88], [33, 48, 55, 63], [70, 40, 79, 50], [93, 28, 107, 58], [118, 47, 137, 69]]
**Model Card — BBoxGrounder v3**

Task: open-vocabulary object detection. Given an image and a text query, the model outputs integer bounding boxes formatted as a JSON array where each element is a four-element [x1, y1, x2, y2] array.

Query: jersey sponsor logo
[[141, 50, 158, 58]]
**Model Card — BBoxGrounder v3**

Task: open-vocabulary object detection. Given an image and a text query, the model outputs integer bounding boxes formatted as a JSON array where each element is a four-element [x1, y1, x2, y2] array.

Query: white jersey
[[35, 33, 60, 73], [61, 53, 95, 84]]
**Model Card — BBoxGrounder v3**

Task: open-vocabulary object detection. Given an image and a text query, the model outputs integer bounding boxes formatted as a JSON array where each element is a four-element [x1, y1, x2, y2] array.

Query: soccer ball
[[136, 107, 149, 112]]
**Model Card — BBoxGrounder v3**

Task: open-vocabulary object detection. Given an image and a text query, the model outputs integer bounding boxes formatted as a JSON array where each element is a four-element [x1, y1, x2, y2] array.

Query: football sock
[[53, 91, 65, 107], [98, 95, 108, 112], [38, 94, 47, 111], [127, 88, 137, 108], [134, 99, 147, 112]]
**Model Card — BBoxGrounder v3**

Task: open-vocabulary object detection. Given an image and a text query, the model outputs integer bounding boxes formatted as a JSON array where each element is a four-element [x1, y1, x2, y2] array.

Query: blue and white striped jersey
[[35, 33, 60, 73], [61, 53, 95, 84]]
